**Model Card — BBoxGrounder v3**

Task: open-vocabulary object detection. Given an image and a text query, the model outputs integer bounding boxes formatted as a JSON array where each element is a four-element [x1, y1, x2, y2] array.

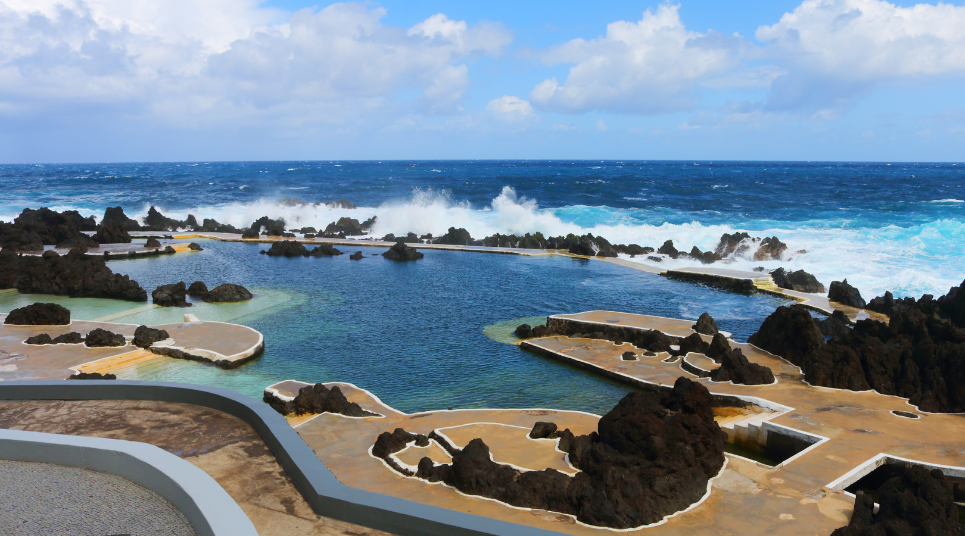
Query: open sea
[[1, 161, 962, 412]]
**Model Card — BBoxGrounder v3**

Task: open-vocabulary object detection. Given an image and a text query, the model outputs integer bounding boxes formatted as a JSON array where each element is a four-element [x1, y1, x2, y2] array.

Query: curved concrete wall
[[0, 381, 565, 536], [0, 428, 257, 536]]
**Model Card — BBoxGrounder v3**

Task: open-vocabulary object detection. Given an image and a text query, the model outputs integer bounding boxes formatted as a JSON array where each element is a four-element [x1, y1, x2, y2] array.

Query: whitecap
[[928, 199, 964, 203]]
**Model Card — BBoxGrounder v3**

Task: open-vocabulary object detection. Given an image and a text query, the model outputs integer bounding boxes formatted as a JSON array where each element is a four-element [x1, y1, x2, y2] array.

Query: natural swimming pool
[[0, 240, 794, 414]]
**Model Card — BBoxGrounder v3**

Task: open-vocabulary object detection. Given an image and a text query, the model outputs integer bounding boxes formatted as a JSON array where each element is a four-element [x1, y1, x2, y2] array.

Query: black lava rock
[[152, 282, 189, 307], [188, 242, 203, 251], [101, 207, 141, 231], [715, 232, 751, 257], [187, 281, 208, 296], [817, 310, 853, 338], [694, 312, 719, 335], [514, 324, 534, 339], [308, 244, 343, 257], [145, 237, 162, 248], [91, 222, 132, 244], [265, 383, 379, 417], [771, 267, 826, 294], [709, 348, 775, 385], [53, 332, 84, 344], [1, 248, 147, 301], [202, 283, 252, 303], [4, 303, 70, 325], [434, 227, 474, 245], [383, 241, 424, 261], [84, 328, 125, 347], [24, 334, 52, 345], [829, 280, 866, 308], [349, 251, 364, 260], [622, 351, 637, 360], [133, 325, 169, 348], [68, 372, 117, 380], [657, 240, 679, 258], [264, 241, 309, 257], [753, 236, 787, 261], [529, 422, 558, 439]]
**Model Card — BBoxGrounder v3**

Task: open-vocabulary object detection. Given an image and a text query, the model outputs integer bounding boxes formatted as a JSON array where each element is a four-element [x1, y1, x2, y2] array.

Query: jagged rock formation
[[261, 241, 342, 257], [688, 246, 722, 264], [383, 241, 424, 261], [84, 328, 125, 347], [320, 216, 374, 237], [133, 326, 169, 348], [818, 310, 853, 338], [678, 332, 711, 356], [0, 249, 147, 301], [197, 218, 241, 233], [308, 244, 343, 257], [694, 312, 719, 335], [658, 240, 680, 258], [753, 236, 787, 261], [101, 207, 141, 231], [25, 332, 85, 344], [56, 234, 99, 250], [375, 378, 726, 529], [91, 222, 131, 244], [152, 282, 189, 307], [831, 465, 964, 536], [264, 383, 379, 417], [202, 284, 252, 303], [749, 283, 965, 413], [514, 324, 534, 338], [709, 347, 775, 385], [142, 207, 183, 231], [716, 232, 752, 257], [243, 216, 286, 238], [68, 372, 117, 380], [771, 268, 826, 293], [4, 303, 70, 325], [433, 227, 473, 245], [145, 237, 162, 248], [829, 279, 867, 308]]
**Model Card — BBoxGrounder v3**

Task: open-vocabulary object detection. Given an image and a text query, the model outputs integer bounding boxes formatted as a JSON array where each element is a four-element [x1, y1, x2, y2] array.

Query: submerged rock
[[383, 241, 424, 261], [152, 282, 189, 307], [202, 283, 252, 303], [693, 312, 719, 335], [84, 328, 125, 347], [4, 303, 70, 325], [829, 280, 866, 308]]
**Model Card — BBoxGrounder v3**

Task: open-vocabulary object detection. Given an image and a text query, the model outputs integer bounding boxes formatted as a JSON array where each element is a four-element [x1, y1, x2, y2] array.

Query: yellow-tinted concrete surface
[[0, 315, 263, 379], [273, 310, 964, 536]]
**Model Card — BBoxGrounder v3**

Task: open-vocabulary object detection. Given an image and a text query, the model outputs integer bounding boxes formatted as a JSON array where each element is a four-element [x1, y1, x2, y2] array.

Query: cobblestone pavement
[[0, 460, 196, 536]]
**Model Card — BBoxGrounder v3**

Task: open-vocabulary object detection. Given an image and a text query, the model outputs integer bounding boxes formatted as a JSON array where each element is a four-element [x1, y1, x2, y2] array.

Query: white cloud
[[595, 119, 607, 131], [485, 95, 536, 122], [757, 0, 965, 111], [0, 1, 512, 130], [528, 4, 749, 114]]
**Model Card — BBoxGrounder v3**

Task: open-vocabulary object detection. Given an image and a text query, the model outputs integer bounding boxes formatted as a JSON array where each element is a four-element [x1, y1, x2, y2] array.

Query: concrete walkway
[[0, 459, 195, 536]]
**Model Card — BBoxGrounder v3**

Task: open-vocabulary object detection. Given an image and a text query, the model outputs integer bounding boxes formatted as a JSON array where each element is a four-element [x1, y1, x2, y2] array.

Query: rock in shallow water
[[202, 283, 252, 303], [382, 240, 424, 261], [152, 282, 189, 307], [4, 303, 70, 325], [133, 325, 169, 348], [0, 248, 147, 301], [187, 281, 208, 296]]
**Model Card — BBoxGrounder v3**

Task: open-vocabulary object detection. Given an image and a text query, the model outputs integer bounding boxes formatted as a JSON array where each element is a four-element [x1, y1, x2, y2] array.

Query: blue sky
[[1, 0, 963, 162]]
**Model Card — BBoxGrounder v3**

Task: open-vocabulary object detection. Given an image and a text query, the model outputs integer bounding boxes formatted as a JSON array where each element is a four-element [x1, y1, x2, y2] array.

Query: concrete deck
[[269, 310, 964, 536], [0, 315, 263, 379], [0, 399, 390, 536], [25, 239, 198, 258]]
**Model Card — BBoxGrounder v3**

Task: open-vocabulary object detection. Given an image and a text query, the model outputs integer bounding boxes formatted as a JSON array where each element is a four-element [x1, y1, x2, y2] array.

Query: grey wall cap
[[0, 428, 258, 536], [0, 381, 568, 536]]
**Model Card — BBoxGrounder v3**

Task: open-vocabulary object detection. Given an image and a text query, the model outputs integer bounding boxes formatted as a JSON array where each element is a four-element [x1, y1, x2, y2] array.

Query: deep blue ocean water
[[0, 161, 962, 412]]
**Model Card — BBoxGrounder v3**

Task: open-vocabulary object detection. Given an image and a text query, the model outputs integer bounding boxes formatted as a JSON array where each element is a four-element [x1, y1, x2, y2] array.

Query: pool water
[[1, 239, 793, 414]]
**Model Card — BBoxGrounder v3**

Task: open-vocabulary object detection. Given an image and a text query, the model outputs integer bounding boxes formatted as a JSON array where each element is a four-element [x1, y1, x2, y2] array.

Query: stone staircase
[[74, 349, 159, 376], [752, 275, 781, 292]]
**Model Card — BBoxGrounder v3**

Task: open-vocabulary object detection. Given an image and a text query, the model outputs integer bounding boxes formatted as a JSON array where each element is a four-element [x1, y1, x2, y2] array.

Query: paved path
[[0, 459, 195, 536]]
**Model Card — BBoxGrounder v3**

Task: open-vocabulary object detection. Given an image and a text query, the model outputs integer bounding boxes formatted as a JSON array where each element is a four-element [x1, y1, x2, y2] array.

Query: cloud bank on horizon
[[1, 0, 964, 161]]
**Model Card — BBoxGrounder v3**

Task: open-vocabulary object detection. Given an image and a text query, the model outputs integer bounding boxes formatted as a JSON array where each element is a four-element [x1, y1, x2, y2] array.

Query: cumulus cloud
[[528, 4, 749, 114], [0, 1, 512, 129], [757, 0, 965, 112], [485, 95, 536, 122]]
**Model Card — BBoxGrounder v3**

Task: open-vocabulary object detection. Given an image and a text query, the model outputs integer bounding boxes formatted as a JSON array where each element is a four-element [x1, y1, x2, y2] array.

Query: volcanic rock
[[13, 208, 87, 246], [4, 303, 70, 325], [84, 328, 125, 347], [529, 421, 558, 439], [705, 333, 733, 363], [748, 304, 825, 366], [308, 244, 343, 257], [91, 222, 132, 244], [202, 283, 252, 303], [829, 280, 866, 308], [53, 332, 84, 344], [187, 281, 208, 296], [677, 332, 710, 356], [188, 242, 202, 251], [18, 250, 152, 300], [716, 232, 752, 257], [56, 234, 99, 250], [68, 372, 117, 380], [349, 251, 364, 260], [133, 325, 169, 348], [401, 377, 727, 529], [101, 207, 141, 231], [831, 465, 963, 536], [265, 383, 379, 418], [770, 267, 826, 293], [145, 237, 162, 248], [817, 310, 852, 338], [753, 236, 787, 261], [264, 241, 309, 257], [622, 351, 637, 360], [0, 222, 43, 252], [514, 324, 534, 339], [24, 334, 52, 345], [248, 216, 286, 237], [709, 348, 775, 385], [152, 282, 189, 307], [63, 211, 97, 232], [657, 240, 680, 258], [694, 312, 719, 335], [198, 218, 241, 233], [434, 227, 473, 246], [322, 217, 367, 237], [688, 246, 722, 264], [383, 241, 424, 261], [143, 207, 182, 232]]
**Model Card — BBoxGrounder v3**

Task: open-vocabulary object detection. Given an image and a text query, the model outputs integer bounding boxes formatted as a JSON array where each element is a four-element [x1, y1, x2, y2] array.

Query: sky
[[1, 0, 964, 162]]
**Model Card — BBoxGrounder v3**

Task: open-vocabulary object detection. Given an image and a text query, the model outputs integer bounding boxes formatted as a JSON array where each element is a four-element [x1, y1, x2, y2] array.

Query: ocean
[[2, 160, 962, 299]]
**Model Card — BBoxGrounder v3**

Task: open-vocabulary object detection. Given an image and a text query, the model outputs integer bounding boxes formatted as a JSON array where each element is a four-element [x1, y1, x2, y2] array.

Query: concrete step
[[76, 349, 157, 375]]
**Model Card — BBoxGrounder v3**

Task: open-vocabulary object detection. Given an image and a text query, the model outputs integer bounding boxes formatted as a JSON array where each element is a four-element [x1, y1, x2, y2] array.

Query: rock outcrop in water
[[658, 240, 680, 259], [202, 283, 252, 303], [349, 251, 364, 260], [829, 280, 866, 308], [383, 241, 424, 261], [142, 207, 183, 232], [261, 241, 342, 257], [433, 227, 473, 246], [753, 236, 787, 261], [0, 249, 147, 301], [91, 222, 132, 244], [375, 377, 726, 529], [750, 282, 965, 413], [187, 281, 208, 296], [244, 216, 286, 238], [770, 267, 826, 294], [831, 465, 963, 536], [4, 303, 70, 325], [264, 383, 379, 417], [152, 282, 189, 307], [145, 237, 162, 248], [716, 232, 752, 257], [0, 208, 98, 253], [101, 207, 142, 231]]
